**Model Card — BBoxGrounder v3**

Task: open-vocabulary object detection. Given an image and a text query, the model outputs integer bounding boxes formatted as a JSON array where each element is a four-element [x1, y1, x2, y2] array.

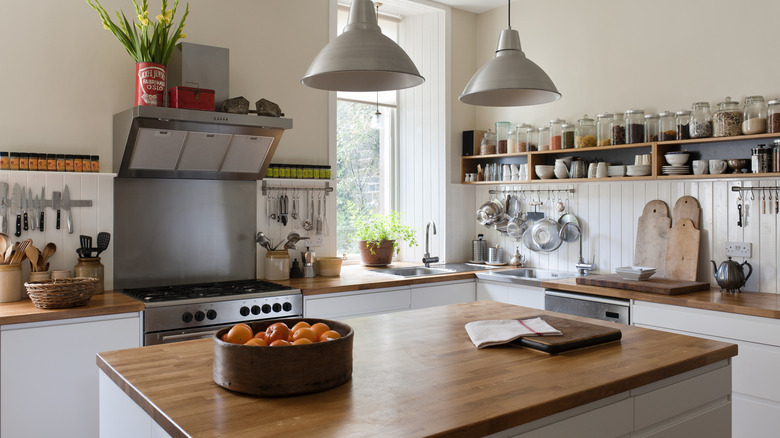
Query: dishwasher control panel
[[544, 290, 630, 325]]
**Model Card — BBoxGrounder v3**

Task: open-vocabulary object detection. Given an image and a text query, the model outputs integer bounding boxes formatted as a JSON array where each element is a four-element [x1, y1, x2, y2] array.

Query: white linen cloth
[[465, 317, 562, 349]]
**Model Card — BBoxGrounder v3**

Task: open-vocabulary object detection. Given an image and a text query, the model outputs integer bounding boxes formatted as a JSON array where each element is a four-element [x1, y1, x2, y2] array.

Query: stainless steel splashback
[[114, 178, 257, 289]]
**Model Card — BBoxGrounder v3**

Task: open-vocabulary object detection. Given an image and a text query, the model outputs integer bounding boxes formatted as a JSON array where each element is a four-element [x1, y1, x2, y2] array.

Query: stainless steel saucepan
[[476, 196, 504, 227]]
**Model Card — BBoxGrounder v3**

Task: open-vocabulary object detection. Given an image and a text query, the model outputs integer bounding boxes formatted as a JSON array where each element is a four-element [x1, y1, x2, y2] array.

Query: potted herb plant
[[353, 211, 417, 266], [86, 0, 189, 106]]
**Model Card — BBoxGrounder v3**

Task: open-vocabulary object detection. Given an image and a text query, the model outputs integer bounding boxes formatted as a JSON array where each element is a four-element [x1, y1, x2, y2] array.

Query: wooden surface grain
[[576, 274, 710, 295], [545, 277, 780, 319], [97, 301, 736, 438], [0, 291, 144, 325]]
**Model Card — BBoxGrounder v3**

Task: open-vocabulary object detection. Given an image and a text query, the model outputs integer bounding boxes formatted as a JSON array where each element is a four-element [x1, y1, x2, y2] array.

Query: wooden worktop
[[542, 277, 780, 319], [0, 291, 144, 326], [97, 301, 736, 438]]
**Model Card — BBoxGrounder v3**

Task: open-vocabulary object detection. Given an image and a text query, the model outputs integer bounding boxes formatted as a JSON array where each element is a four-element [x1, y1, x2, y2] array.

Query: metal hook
[[736, 189, 742, 201], [749, 189, 755, 201]]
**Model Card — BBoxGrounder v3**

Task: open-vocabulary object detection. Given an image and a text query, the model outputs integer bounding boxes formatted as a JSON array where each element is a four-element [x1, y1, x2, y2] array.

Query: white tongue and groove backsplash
[[0, 172, 114, 290], [475, 177, 780, 294]]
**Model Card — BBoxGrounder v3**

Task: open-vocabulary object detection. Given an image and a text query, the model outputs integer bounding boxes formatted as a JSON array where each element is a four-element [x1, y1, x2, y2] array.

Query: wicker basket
[[24, 277, 98, 309]]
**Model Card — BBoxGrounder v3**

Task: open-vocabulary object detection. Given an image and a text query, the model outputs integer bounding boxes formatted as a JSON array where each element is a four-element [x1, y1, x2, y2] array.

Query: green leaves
[[85, 0, 189, 64], [353, 211, 417, 255]]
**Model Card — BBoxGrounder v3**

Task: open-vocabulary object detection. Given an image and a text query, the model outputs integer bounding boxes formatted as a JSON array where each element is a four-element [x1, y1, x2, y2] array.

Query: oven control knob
[[272, 303, 282, 313], [282, 302, 292, 312], [239, 306, 250, 317], [194, 311, 205, 322], [182, 312, 193, 323], [206, 310, 217, 320], [262, 304, 272, 314], [251, 305, 261, 315]]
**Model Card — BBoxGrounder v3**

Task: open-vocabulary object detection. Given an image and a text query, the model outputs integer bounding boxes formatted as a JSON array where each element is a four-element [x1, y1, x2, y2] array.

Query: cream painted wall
[[0, 0, 329, 167]]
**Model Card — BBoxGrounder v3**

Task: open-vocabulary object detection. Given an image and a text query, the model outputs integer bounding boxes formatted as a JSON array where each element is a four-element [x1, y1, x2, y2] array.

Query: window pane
[[336, 100, 390, 256]]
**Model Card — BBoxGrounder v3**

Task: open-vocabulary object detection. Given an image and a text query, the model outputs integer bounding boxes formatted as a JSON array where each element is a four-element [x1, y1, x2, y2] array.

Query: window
[[335, 7, 398, 257]]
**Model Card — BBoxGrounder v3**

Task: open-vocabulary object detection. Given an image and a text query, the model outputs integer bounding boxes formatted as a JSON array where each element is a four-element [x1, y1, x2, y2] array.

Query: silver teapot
[[710, 257, 752, 293]]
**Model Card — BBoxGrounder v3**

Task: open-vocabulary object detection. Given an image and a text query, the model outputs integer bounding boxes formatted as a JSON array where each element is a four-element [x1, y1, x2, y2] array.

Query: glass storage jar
[[480, 130, 496, 155], [549, 118, 565, 150], [517, 123, 534, 151], [610, 114, 626, 145], [74, 257, 105, 294], [561, 123, 575, 149], [773, 139, 780, 172], [743, 95, 767, 134], [644, 113, 659, 142], [495, 121, 511, 154], [767, 99, 780, 133], [575, 114, 597, 148], [675, 110, 691, 140], [689, 102, 713, 138], [596, 113, 613, 146], [625, 109, 645, 144], [507, 127, 517, 154], [658, 111, 676, 141], [537, 126, 551, 151], [713, 97, 742, 137]]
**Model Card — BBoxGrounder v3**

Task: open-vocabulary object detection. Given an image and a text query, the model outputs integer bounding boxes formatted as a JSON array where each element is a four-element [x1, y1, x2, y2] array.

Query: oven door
[[145, 323, 236, 346]]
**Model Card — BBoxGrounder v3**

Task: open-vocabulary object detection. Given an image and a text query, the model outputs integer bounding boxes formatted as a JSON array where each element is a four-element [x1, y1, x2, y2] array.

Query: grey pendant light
[[302, 0, 424, 92], [459, 0, 560, 107]]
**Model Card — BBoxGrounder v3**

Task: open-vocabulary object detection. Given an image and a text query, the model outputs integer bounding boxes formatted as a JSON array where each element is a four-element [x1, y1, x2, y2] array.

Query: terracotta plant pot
[[358, 240, 396, 266]]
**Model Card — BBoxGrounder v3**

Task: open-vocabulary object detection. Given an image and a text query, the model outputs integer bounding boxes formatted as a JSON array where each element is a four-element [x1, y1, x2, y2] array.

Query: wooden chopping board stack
[[634, 196, 701, 281]]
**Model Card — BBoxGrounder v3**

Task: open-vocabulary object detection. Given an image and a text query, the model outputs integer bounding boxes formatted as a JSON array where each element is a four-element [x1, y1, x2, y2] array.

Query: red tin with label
[[135, 62, 167, 107], [168, 86, 215, 111]]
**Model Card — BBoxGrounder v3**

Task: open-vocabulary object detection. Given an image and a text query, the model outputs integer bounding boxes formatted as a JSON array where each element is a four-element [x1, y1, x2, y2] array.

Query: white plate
[[616, 265, 656, 273], [485, 261, 508, 266]]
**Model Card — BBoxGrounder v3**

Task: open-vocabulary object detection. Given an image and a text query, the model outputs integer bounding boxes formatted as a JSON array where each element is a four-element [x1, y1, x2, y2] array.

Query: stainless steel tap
[[559, 222, 594, 276], [422, 220, 439, 268]]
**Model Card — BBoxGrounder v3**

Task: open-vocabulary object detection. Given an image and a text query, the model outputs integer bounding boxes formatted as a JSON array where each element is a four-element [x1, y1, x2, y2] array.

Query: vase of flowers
[[86, 0, 189, 106]]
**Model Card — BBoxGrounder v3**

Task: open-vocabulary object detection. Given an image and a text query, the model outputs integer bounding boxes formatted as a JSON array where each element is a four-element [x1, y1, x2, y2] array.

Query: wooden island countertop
[[0, 291, 144, 326], [97, 301, 737, 438]]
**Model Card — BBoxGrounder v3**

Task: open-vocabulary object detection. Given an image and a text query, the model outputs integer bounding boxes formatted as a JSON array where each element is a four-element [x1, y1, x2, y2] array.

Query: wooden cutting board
[[512, 315, 622, 355], [672, 196, 700, 228], [576, 274, 710, 295], [665, 218, 700, 281], [634, 200, 671, 276]]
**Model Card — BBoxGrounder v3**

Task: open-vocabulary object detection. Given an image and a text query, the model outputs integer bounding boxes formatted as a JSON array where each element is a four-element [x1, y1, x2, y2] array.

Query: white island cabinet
[[633, 300, 780, 437], [1, 312, 141, 438], [476, 279, 545, 310]]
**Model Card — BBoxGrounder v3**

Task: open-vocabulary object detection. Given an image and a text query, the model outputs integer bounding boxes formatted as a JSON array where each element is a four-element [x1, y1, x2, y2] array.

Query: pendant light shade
[[302, 0, 424, 92], [459, 4, 560, 107]]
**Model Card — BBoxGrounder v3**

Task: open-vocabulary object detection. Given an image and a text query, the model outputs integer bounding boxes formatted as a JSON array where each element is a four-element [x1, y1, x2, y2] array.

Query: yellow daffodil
[[179, 33, 186, 39], [137, 14, 149, 26], [157, 9, 173, 24]]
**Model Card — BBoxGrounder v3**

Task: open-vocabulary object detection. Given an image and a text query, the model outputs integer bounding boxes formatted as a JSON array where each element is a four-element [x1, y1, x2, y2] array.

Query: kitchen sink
[[375, 267, 456, 277], [475, 268, 578, 287]]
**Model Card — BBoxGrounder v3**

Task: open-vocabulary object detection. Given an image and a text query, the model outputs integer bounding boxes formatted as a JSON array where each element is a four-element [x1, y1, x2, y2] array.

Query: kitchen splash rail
[[261, 180, 332, 196]]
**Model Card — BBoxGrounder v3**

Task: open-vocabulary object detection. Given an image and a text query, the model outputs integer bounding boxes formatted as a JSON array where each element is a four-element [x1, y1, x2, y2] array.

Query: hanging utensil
[[303, 189, 314, 231], [315, 192, 323, 235], [323, 192, 329, 236], [558, 196, 580, 243], [96, 232, 111, 256], [255, 231, 273, 251], [280, 193, 288, 226]]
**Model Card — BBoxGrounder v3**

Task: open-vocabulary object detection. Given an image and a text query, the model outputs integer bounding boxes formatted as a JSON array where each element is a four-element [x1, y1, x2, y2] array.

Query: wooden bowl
[[213, 318, 353, 397]]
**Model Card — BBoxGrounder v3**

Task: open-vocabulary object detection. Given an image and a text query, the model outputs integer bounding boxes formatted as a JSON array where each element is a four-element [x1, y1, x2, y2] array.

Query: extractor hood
[[113, 106, 292, 180]]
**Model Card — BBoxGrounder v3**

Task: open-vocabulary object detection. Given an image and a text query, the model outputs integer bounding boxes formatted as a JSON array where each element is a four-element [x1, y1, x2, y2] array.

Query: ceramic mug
[[588, 162, 598, 178], [642, 154, 652, 165], [596, 162, 608, 178], [634, 155, 643, 165], [709, 159, 727, 174], [692, 160, 708, 175]]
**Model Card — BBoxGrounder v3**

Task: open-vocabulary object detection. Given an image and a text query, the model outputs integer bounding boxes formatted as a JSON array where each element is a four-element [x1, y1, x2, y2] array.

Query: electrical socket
[[725, 241, 751, 258], [307, 235, 324, 247]]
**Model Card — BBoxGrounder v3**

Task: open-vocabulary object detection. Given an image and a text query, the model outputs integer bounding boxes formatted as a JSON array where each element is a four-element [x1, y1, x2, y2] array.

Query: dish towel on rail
[[465, 317, 562, 349]]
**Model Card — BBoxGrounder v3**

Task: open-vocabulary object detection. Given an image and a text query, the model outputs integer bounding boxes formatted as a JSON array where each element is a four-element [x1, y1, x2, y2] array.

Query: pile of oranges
[[221, 321, 342, 347]]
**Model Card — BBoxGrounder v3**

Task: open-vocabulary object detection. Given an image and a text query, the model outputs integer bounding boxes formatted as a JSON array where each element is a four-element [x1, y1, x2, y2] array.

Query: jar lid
[[675, 110, 691, 116], [658, 111, 675, 117], [746, 95, 765, 102], [692, 101, 710, 108], [561, 123, 574, 129], [549, 118, 565, 124], [644, 113, 659, 119], [596, 113, 614, 119], [768, 99, 780, 105], [578, 114, 594, 122], [538, 126, 550, 131], [625, 109, 645, 115]]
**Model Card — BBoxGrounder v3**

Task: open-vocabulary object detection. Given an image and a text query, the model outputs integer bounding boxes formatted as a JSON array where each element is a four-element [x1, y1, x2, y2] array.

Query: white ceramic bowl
[[665, 153, 689, 166], [535, 165, 555, 180]]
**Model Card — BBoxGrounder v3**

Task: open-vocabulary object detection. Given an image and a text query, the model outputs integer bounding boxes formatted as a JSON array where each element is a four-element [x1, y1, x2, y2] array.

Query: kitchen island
[[98, 301, 736, 437]]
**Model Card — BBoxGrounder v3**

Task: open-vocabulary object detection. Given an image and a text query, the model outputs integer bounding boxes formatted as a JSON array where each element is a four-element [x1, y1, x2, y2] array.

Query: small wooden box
[[213, 318, 353, 397], [168, 86, 215, 111]]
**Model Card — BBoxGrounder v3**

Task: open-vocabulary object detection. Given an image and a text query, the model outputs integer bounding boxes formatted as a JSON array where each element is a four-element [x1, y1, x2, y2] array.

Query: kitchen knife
[[21, 187, 28, 231], [28, 188, 35, 230], [33, 194, 39, 231], [11, 183, 21, 237], [0, 182, 8, 234], [39, 187, 45, 232], [53, 191, 61, 230], [63, 185, 73, 234]]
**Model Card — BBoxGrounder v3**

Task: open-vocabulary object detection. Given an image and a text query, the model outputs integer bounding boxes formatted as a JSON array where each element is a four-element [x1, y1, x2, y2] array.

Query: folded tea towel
[[465, 317, 562, 349]]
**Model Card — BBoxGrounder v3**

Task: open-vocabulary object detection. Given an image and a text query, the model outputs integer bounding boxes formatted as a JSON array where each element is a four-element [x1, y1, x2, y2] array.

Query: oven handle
[[160, 330, 221, 342]]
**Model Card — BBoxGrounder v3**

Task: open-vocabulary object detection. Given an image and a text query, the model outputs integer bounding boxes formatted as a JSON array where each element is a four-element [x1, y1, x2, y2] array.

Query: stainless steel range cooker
[[122, 279, 302, 345]]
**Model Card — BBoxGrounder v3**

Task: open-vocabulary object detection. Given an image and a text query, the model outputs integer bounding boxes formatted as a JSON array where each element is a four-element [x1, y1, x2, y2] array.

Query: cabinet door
[[303, 286, 411, 319], [476, 280, 511, 303], [1, 313, 141, 438], [410, 280, 475, 309], [476, 280, 545, 310]]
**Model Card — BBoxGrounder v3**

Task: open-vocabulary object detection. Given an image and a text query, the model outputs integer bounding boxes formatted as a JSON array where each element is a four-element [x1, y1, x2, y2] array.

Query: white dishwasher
[[544, 290, 630, 325]]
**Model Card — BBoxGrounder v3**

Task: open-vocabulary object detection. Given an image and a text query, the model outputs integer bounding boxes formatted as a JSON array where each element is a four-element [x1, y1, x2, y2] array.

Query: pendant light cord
[[507, 0, 511, 29]]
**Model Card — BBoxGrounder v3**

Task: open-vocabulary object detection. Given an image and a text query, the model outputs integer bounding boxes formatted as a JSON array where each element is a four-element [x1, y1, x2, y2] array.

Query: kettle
[[710, 257, 752, 293]]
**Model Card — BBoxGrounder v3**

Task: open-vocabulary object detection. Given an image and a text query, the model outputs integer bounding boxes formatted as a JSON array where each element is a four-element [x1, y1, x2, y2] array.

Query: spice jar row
[[266, 164, 332, 179], [0, 153, 100, 172]]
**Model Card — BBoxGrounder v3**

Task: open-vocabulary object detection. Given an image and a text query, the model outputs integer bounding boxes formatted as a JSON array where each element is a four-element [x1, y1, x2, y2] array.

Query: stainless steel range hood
[[113, 106, 292, 180]]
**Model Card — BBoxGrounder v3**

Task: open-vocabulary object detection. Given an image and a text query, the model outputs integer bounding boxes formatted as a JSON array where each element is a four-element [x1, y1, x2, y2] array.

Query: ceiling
[[432, 0, 506, 14], [367, 0, 506, 16]]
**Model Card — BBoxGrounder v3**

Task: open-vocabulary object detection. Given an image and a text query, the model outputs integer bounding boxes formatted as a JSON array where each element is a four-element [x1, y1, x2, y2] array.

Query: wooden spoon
[[25, 245, 40, 272], [4, 244, 14, 264], [0, 233, 9, 257], [40, 242, 56, 270]]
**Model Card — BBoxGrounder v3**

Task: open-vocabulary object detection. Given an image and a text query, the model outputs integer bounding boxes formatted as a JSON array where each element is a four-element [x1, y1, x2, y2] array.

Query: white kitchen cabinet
[[633, 301, 780, 437], [1, 312, 141, 438], [99, 371, 172, 438], [410, 279, 475, 309], [476, 279, 545, 310], [303, 286, 411, 320]]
